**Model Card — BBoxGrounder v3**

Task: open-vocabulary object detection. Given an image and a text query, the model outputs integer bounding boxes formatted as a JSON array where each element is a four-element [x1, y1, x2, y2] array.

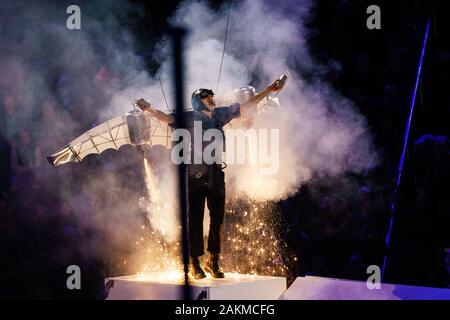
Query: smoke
[[1, 0, 378, 275], [0, 0, 165, 272], [152, 0, 378, 201], [135, 0, 379, 271]]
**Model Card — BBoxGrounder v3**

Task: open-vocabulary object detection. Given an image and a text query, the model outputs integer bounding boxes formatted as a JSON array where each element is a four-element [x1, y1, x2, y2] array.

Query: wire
[[157, 71, 171, 112], [215, 0, 232, 94]]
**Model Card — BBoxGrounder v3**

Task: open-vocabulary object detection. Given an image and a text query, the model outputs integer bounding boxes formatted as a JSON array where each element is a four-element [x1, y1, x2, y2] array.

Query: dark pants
[[187, 164, 225, 258]]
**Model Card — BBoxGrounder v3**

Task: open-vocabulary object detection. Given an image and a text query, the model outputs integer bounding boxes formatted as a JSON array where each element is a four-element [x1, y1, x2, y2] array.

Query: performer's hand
[[136, 98, 151, 111], [268, 79, 282, 93]]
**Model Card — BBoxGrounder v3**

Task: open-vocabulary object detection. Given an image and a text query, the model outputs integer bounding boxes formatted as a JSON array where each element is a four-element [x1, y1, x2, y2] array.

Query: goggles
[[193, 89, 214, 99]]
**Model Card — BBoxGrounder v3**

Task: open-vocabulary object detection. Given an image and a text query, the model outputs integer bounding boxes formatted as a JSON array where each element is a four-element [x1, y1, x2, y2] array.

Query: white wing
[[48, 113, 173, 167], [148, 118, 172, 148], [47, 115, 131, 166]]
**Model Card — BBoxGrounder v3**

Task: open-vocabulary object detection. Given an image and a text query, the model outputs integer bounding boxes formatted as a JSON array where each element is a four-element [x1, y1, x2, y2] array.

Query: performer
[[136, 78, 282, 279]]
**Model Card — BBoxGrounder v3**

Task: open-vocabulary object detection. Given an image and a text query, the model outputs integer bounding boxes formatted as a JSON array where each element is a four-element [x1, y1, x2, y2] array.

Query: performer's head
[[191, 88, 215, 112]]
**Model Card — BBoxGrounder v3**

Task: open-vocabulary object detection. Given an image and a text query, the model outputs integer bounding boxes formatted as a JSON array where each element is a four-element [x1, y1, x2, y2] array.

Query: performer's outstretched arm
[[240, 79, 283, 114], [136, 98, 175, 124]]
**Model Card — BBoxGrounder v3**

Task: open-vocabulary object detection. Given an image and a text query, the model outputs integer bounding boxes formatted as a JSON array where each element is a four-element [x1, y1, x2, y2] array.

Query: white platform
[[105, 272, 287, 300], [280, 276, 450, 300]]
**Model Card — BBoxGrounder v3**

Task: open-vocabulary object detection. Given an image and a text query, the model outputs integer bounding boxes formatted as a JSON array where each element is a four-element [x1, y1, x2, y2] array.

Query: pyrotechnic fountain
[[132, 157, 292, 283]]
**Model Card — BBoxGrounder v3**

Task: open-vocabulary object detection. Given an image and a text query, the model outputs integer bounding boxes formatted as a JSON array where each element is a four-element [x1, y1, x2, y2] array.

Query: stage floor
[[280, 276, 450, 300], [105, 272, 287, 300]]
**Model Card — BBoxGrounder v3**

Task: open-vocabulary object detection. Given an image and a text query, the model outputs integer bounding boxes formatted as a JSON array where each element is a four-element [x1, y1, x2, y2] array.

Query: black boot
[[190, 257, 206, 280], [205, 253, 225, 278]]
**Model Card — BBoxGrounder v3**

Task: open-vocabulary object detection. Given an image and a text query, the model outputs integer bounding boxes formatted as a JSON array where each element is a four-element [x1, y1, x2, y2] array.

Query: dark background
[[0, 0, 449, 298]]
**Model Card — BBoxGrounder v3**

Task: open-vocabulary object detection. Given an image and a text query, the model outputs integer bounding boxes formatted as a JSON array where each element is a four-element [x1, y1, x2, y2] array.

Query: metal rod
[[381, 18, 431, 281], [170, 26, 191, 300]]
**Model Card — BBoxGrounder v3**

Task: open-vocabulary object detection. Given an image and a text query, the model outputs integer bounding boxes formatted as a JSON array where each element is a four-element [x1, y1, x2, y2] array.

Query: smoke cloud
[[1, 0, 378, 274], [150, 0, 378, 201]]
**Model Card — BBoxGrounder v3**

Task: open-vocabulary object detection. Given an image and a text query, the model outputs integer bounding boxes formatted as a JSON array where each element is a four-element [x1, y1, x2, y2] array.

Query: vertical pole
[[171, 26, 191, 300], [381, 19, 431, 281]]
